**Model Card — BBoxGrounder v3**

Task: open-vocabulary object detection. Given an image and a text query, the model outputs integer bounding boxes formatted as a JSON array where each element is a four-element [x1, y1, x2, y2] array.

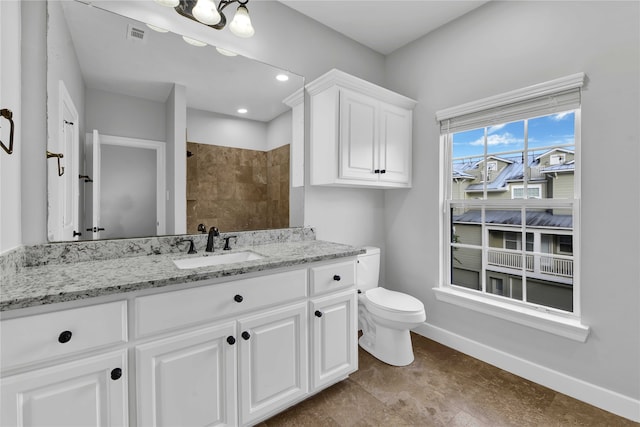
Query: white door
[[310, 289, 358, 390], [379, 103, 412, 185], [59, 81, 80, 240], [238, 303, 308, 425], [136, 322, 237, 427], [339, 89, 379, 182], [0, 350, 127, 427]]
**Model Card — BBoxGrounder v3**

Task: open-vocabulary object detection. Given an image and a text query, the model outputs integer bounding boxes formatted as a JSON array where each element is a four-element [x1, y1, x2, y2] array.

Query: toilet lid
[[365, 288, 424, 313]]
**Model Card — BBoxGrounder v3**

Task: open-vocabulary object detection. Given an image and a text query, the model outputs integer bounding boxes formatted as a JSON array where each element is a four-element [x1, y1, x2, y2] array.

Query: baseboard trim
[[413, 322, 640, 423]]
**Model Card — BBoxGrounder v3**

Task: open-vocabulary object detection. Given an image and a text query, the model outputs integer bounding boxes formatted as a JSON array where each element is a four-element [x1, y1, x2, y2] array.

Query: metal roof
[[453, 209, 573, 229]]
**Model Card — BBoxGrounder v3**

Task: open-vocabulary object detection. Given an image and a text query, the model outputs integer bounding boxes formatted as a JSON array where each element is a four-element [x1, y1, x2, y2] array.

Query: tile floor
[[260, 333, 638, 427]]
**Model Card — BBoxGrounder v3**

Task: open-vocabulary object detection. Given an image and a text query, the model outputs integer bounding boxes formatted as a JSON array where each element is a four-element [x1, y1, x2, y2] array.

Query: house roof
[[534, 148, 575, 162], [453, 209, 573, 229], [540, 160, 575, 174]]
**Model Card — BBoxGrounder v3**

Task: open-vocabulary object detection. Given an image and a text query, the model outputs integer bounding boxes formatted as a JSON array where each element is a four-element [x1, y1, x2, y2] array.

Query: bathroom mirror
[[46, 0, 304, 242]]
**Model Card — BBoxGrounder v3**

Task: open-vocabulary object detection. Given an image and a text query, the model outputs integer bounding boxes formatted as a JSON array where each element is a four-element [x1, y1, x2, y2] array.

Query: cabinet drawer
[[1, 301, 128, 370], [310, 260, 356, 295], [135, 269, 307, 337]]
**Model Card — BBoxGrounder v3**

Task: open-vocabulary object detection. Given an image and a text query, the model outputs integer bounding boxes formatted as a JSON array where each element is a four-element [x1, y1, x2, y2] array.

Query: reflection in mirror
[[46, 0, 304, 242]]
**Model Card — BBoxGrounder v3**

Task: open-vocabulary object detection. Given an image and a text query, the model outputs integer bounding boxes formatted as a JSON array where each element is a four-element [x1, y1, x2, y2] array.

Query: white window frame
[[434, 73, 589, 342], [511, 184, 542, 199]]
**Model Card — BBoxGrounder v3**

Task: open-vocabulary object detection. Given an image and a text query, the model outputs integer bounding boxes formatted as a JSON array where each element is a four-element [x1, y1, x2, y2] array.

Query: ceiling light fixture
[[216, 47, 238, 57], [237, 108, 248, 114], [146, 23, 169, 33], [276, 74, 289, 82], [182, 35, 207, 46], [155, 0, 254, 38]]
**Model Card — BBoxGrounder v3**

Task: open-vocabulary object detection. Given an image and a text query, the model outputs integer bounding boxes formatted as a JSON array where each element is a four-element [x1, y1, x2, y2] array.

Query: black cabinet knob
[[227, 336, 236, 345], [380, 169, 386, 174], [374, 169, 380, 174], [315, 310, 323, 318], [58, 330, 72, 343], [333, 275, 341, 281], [241, 331, 251, 340], [234, 294, 243, 303], [110, 368, 122, 381]]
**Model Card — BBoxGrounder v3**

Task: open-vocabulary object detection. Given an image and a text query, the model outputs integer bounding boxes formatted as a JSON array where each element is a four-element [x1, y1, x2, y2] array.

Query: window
[[550, 154, 565, 165], [435, 73, 587, 341], [512, 184, 541, 199], [486, 161, 498, 171]]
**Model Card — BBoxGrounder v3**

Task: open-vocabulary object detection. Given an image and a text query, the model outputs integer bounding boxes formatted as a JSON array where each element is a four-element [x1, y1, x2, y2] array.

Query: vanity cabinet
[[238, 303, 308, 425], [136, 322, 238, 427], [310, 289, 358, 390], [307, 69, 417, 188], [0, 301, 128, 427], [1, 257, 357, 427]]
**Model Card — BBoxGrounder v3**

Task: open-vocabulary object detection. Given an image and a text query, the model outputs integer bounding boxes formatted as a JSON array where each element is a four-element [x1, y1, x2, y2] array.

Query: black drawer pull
[[333, 275, 341, 281], [58, 330, 72, 343], [241, 331, 251, 340], [110, 368, 122, 381], [315, 310, 323, 318], [234, 294, 243, 303], [227, 336, 236, 345]]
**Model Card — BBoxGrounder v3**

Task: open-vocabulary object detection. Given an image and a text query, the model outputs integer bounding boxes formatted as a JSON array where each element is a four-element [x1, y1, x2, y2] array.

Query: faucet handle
[[178, 239, 197, 254], [197, 224, 207, 234], [223, 236, 237, 251], [209, 226, 220, 236]]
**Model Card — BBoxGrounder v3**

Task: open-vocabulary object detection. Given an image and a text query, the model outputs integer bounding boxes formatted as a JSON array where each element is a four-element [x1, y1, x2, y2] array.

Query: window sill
[[433, 287, 590, 342]]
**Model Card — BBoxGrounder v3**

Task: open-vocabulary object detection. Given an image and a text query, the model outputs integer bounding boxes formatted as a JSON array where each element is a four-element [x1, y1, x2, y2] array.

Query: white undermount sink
[[173, 251, 263, 269]]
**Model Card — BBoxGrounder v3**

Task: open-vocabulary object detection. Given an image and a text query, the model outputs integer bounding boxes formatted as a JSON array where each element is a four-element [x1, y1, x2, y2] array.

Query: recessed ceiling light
[[182, 36, 207, 47], [216, 47, 238, 57], [237, 108, 248, 114], [146, 23, 169, 33], [276, 74, 289, 82], [154, 0, 179, 7]]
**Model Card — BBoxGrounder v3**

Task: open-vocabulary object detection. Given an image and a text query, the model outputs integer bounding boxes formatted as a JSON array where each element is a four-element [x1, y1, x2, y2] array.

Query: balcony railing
[[487, 249, 572, 279]]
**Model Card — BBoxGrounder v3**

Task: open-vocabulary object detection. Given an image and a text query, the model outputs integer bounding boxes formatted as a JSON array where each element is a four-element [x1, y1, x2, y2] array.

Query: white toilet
[[357, 246, 426, 366]]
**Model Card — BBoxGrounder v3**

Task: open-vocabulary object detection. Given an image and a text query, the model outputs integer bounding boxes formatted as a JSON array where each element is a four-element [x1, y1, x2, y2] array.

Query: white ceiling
[[278, 1, 489, 55]]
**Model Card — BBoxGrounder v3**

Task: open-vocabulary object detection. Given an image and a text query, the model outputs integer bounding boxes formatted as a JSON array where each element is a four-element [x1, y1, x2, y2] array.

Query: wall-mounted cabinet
[[307, 69, 417, 188]]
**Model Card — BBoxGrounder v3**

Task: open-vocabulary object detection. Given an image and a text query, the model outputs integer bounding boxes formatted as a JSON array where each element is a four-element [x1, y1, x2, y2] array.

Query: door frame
[[88, 132, 166, 238]]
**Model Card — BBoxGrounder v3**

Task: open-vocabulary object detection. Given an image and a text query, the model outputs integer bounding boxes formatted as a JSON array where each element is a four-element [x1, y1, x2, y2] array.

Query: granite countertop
[[1, 240, 363, 312]]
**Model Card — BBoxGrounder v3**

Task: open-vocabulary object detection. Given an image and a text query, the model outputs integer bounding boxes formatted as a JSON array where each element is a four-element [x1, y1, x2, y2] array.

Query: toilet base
[[358, 324, 415, 367]]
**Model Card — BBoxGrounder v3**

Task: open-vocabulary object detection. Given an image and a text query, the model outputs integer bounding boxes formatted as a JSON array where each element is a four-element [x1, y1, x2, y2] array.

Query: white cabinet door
[[1, 350, 128, 427], [339, 89, 379, 182], [379, 103, 412, 185], [238, 302, 308, 425], [310, 289, 358, 390], [136, 322, 237, 427]]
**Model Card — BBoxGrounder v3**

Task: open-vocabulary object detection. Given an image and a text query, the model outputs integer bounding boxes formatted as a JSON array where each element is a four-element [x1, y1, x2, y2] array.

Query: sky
[[452, 111, 576, 160]]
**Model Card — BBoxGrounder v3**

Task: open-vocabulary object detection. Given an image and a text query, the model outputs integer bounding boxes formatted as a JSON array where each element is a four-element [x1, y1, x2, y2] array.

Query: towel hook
[[0, 108, 15, 155], [47, 150, 65, 176]]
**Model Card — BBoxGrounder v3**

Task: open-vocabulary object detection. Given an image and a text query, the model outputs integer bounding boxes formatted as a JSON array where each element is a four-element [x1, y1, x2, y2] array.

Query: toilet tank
[[356, 246, 380, 291]]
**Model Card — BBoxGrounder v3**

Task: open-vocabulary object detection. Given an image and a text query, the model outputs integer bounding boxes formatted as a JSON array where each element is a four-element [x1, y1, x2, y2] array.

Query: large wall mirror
[[46, 0, 304, 242]]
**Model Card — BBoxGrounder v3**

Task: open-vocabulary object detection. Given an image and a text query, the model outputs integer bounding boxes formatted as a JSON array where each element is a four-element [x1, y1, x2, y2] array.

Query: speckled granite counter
[[1, 240, 363, 312]]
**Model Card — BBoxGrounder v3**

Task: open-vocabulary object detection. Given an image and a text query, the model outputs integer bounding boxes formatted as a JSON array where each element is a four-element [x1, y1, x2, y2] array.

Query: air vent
[[127, 24, 147, 43]]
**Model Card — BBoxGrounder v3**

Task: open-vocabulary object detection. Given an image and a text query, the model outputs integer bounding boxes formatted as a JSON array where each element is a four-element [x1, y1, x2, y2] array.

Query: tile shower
[[186, 142, 290, 233]]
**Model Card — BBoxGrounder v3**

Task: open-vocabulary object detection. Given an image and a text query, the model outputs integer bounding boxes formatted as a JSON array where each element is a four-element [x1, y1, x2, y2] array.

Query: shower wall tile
[[186, 142, 289, 233]]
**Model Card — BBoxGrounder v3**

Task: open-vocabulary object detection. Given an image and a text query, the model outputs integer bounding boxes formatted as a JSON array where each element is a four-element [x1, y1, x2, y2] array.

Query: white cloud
[[551, 112, 571, 121], [469, 132, 522, 147], [488, 124, 506, 134]]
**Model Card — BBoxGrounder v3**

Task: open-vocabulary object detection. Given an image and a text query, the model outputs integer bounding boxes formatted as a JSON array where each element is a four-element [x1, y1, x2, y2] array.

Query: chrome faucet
[[205, 227, 220, 252]]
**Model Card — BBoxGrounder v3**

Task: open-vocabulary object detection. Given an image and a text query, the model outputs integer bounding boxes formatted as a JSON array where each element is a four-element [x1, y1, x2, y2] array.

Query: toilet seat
[[362, 288, 426, 324], [365, 287, 423, 313]]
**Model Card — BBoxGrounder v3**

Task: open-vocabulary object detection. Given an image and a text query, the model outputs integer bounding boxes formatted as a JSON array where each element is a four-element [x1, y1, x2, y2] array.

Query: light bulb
[[216, 47, 238, 57], [237, 108, 248, 114], [154, 0, 179, 7], [146, 24, 169, 33], [182, 36, 207, 47], [192, 0, 221, 25], [229, 5, 254, 38], [276, 74, 289, 82]]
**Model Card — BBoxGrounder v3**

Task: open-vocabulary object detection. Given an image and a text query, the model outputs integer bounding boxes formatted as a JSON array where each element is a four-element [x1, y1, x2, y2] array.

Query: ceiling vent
[[126, 24, 147, 43]]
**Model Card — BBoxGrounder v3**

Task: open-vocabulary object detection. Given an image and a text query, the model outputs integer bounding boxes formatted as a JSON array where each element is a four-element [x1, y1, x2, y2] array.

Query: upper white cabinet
[[307, 69, 417, 188]]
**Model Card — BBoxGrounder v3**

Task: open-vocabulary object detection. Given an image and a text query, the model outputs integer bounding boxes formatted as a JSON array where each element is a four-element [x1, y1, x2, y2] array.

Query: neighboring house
[[451, 149, 575, 311]]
